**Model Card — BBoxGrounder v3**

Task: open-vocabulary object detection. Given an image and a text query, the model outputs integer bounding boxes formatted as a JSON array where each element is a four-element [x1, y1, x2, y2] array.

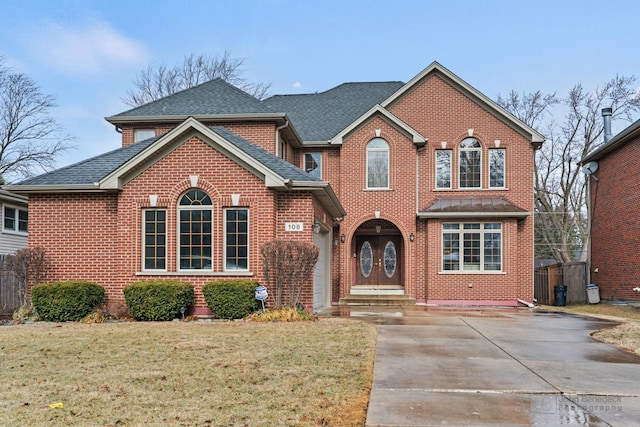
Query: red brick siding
[[29, 132, 333, 311], [332, 74, 535, 302], [590, 136, 640, 300], [121, 121, 278, 153]]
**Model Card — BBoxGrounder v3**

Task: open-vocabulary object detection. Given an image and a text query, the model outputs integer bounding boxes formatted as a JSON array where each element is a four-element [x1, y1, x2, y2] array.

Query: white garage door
[[313, 231, 329, 310]]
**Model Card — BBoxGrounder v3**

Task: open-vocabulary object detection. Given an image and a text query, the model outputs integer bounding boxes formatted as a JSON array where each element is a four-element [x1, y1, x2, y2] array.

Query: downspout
[[416, 145, 426, 216], [275, 119, 289, 157]]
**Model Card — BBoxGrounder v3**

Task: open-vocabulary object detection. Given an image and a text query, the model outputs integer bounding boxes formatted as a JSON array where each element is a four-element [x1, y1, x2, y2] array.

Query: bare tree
[[122, 52, 271, 107], [498, 76, 640, 262], [261, 240, 319, 309], [0, 57, 73, 181]]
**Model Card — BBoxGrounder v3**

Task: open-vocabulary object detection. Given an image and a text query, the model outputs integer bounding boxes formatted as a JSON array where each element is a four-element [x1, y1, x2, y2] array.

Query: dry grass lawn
[[0, 319, 376, 426], [543, 303, 640, 356]]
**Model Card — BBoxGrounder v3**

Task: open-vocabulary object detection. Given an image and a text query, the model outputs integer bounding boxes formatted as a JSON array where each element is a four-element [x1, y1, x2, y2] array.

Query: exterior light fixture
[[410, 233, 415, 242], [341, 233, 346, 243]]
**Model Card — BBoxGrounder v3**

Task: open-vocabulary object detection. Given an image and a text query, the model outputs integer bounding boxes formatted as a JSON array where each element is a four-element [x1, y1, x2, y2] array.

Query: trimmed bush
[[32, 281, 105, 322], [123, 280, 194, 321], [202, 280, 259, 319]]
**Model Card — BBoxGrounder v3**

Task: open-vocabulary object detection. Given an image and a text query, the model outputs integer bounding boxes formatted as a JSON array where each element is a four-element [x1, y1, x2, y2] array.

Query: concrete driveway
[[321, 306, 640, 426]]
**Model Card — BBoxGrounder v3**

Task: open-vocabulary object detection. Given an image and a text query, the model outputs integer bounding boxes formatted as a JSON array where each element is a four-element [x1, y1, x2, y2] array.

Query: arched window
[[366, 138, 389, 189], [459, 137, 481, 188], [178, 189, 213, 270]]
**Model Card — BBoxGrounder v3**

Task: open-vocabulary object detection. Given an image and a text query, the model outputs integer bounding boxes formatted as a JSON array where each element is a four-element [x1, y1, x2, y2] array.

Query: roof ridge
[[265, 81, 405, 99]]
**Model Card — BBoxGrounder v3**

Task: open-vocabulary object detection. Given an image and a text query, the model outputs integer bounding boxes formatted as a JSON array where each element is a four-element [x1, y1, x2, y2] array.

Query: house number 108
[[285, 222, 304, 232]]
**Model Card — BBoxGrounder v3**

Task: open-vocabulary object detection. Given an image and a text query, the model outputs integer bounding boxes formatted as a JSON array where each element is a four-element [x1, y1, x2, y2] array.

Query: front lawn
[[0, 319, 376, 426]]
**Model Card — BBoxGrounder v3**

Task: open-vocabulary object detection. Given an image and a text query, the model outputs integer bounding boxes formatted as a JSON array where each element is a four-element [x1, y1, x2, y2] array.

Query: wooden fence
[[0, 259, 21, 317], [534, 261, 587, 305]]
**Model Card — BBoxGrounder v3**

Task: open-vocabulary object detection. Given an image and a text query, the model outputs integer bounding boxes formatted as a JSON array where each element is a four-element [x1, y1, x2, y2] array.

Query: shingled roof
[[262, 81, 404, 142], [106, 78, 275, 120], [8, 125, 318, 188], [14, 135, 161, 186]]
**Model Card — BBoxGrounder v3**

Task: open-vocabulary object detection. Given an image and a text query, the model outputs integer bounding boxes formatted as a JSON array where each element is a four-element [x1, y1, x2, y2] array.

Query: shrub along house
[[5, 62, 544, 314]]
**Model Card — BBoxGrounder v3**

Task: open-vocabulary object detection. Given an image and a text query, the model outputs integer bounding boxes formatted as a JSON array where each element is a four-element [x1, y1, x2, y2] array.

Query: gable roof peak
[[382, 61, 545, 145]]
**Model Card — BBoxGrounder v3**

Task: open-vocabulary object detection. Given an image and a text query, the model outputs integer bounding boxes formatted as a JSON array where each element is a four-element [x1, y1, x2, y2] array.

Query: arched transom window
[[178, 189, 213, 270], [366, 138, 389, 189], [459, 137, 481, 188]]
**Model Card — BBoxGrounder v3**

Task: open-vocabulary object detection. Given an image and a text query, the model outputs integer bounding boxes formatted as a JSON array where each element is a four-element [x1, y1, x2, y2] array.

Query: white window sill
[[438, 270, 505, 275], [433, 188, 509, 192], [137, 271, 254, 277]]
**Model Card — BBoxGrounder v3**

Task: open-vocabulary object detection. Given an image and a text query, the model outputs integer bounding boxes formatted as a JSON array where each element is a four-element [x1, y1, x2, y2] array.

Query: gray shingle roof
[[12, 126, 317, 187], [15, 136, 161, 186], [209, 127, 320, 182], [261, 81, 404, 141], [110, 79, 275, 118]]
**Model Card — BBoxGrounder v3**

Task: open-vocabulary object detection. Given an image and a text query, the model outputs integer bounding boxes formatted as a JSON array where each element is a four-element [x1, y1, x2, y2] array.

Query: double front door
[[355, 235, 402, 286]]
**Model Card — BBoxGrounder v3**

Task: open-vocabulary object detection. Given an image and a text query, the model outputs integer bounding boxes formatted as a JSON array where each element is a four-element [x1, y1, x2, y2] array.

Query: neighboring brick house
[[581, 116, 640, 301], [5, 62, 544, 313]]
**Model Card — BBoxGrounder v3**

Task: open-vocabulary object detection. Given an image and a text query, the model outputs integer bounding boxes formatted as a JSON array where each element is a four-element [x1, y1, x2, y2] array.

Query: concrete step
[[338, 294, 416, 306]]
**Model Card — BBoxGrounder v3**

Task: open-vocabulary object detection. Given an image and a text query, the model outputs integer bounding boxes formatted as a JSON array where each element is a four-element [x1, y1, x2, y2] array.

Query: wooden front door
[[355, 235, 402, 286]]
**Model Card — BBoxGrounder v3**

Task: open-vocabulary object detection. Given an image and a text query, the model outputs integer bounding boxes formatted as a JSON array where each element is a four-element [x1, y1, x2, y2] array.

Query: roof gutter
[[275, 118, 289, 157], [288, 180, 347, 218], [105, 113, 290, 125], [2, 183, 106, 194]]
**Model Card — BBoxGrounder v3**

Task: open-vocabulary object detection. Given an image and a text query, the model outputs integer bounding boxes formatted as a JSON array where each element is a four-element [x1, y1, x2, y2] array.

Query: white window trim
[[304, 153, 322, 179], [435, 149, 452, 189], [441, 222, 502, 273], [177, 200, 214, 273], [223, 207, 249, 272], [2, 204, 28, 235], [489, 148, 506, 189], [366, 139, 390, 190], [458, 139, 482, 189], [134, 129, 155, 143], [141, 208, 168, 273]]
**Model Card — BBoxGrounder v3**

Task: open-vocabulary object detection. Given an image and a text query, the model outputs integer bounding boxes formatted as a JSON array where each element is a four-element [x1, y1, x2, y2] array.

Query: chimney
[[602, 107, 613, 143]]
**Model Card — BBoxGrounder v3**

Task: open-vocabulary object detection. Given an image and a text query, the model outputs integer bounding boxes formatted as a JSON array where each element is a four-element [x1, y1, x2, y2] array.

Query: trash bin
[[554, 284, 567, 306], [587, 284, 600, 304]]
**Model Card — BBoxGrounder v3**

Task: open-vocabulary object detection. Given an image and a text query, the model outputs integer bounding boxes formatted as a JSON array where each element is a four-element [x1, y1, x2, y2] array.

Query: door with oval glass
[[355, 235, 402, 286]]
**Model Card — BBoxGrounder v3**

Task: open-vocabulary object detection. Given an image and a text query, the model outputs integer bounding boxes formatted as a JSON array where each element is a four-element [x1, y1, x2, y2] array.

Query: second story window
[[436, 150, 452, 189], [304, 153, 322, 179], [134, 129, 155, 143], [366, 138, 389, 189], [489, 149, 505, 188], [459, 138, 481, 188]]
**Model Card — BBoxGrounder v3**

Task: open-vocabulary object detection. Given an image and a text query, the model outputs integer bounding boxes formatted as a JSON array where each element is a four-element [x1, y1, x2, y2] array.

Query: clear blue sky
[[1, 0, 639, 174]]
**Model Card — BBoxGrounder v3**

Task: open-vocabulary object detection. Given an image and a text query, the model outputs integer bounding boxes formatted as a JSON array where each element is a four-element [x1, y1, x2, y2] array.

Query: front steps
[[338, 294, 416, 306]]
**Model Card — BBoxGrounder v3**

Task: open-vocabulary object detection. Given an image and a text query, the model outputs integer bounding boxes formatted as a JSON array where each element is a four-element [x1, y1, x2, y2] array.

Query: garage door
[[313, 231, 329, 310]]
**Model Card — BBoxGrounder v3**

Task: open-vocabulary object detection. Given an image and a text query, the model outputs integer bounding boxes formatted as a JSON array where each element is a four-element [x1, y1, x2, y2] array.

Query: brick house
[[581, 114, 640, 301], [5, 62, 544, 313]]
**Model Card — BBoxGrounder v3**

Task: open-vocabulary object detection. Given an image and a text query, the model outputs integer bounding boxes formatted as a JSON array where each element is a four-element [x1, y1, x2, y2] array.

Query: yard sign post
[[255, 285, 268, 313]]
